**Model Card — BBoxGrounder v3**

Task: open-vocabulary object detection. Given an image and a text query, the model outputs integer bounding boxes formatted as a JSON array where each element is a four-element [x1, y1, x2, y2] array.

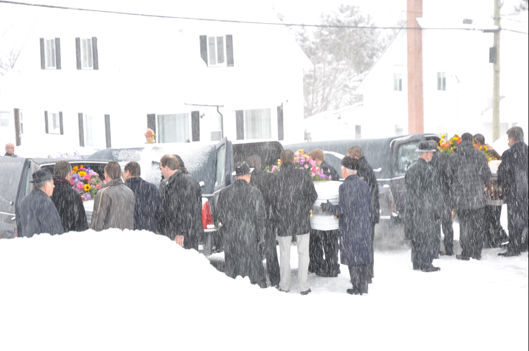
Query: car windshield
[[0, 158, 25, 213], [396, 142, 421, 175]]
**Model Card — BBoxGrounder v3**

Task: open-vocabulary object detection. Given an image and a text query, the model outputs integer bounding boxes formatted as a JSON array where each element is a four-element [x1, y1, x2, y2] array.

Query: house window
[[157, 113, 190, 143], [395, 125, 404, 136], [44, 39, 56, 69], [84, 114, 106, 148], [0, 112, 9, 127], [355, 125, 361, 139], [210, 114, 222, 141], [437, 72, 446, 91], [208, 36, 225, 66], [245, 109, 271, 140], [76, 37, 98, 70], [48, 112, 61, 134], [393, 73, 402, 91]]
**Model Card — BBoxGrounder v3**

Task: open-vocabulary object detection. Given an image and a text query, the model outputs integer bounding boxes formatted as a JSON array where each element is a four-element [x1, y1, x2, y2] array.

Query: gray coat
[[90, 179, 135, 231], [449, 141, 491, 210], [404, 159, 442, 243], [17, 189, 64, 237]]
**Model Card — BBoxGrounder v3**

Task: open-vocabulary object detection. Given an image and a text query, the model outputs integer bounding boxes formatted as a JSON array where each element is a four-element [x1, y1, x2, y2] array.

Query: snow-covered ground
[[1, 219, 527, 351]]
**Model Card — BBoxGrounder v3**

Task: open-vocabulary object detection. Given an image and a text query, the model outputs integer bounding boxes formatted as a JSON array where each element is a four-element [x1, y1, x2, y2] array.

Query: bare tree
[[0, 48, 18, 77]]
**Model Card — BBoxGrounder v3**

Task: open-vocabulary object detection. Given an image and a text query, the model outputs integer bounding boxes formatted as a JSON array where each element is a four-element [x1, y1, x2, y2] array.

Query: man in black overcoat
[[404, 141, 442, 272], [428, 140, 455, 255], [449, 133, 491, 261], [348, 146, 380, 281], [497, 127, 529, 256], [270, 150, 318, 295], [124, 161, 164, 233], [17, 169, 64, 237], [308, 148, 341, 277], [159, 155, 203, 250], [247, 155, 280, 287], [50, 161, 88, 233], [215, 161, 267, 288]]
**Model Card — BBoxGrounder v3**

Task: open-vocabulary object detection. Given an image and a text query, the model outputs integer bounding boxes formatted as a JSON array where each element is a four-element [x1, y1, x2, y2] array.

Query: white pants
[[277, 233, 310, 293]]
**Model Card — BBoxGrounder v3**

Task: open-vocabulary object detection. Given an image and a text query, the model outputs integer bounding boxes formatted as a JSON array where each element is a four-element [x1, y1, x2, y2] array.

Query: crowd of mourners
[[10, 126, 528, 296]]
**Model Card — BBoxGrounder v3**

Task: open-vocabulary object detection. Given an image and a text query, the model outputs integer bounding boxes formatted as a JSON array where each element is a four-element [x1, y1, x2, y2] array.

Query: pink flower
[[304, 164, 309, 169], [81, 195, 86, 201], [103, 180, 107, 184], [76, 183, 84, 190], [96, 184, 102, 190], [70, 180, 75, 186], [311, 172, 316, 177], [83, 175, 91, 181]]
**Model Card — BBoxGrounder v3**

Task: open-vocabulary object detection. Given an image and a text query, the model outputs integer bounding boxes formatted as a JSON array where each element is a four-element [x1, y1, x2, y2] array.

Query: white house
[[354, 0, 528, 143], [0, 0, 309, 155]]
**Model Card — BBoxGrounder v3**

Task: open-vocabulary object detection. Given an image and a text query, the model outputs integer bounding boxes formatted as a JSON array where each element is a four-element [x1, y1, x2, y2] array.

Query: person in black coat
[[17, 169, 64, 238], [270, 150, 318, 295], [348, 146, 380, 281], [497, 127, 529, 256], [159, 155, 203, 250], [124, 161, 164, 233], [428, 141, 455, 255], [321, 157, 373, 295], [215, 162, 267, 288], [404, 141, 442, 272], [50, 161, 88, 233], [308, 148, 340, 277], [449, 133, 491, 261], [247, 155, 280, 287]]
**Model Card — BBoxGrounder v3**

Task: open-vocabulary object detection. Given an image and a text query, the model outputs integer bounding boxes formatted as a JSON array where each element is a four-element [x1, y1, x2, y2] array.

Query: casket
[[486, 160, 504, 206], [310, 181, 341, 231]]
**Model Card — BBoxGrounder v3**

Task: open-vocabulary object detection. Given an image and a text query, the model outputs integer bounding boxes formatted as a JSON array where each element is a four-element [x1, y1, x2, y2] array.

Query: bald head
[[5, 143, 15, 156]]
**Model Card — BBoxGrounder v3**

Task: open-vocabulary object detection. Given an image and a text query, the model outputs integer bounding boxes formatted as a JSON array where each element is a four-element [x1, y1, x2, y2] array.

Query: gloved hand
[[320, 200, 332, 213]]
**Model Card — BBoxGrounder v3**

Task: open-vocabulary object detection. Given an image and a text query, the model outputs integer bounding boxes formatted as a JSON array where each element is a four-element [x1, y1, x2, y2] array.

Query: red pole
[[407, 0, 424, 134]]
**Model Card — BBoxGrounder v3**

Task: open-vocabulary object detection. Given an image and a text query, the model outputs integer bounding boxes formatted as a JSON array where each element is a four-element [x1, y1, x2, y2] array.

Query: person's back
[[126, 177, 164, 232], [91, 162, 135, 231], [51, 178, 88, 232], [499, 141, 528, 206]]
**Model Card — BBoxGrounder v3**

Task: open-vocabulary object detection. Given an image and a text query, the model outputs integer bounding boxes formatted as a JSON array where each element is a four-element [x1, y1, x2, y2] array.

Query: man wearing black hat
[[404, 141, 442, 272], [449, 133, 491, 261], [215, 161, 267, 288], [321, 157, 373, 295], [16, 168, 64, 237]]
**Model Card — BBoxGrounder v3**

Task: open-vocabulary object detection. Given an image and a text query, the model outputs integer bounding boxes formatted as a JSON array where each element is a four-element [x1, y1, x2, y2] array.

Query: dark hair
[[54, 161, 72, 178], [474, 133, 485, 145], [347, 146, 363, 158], [461, 133, 473, 142], [246, 155, 262, 169], [280, 150, 294, 164], [124, 161, 141, 177], [104, 161, 122, 180], [160, 155, 179, 170], [309, 149, 325, 161], [173, 155, 188, 174], [341, 156, 359, 171], [507, 126, 524, 142]]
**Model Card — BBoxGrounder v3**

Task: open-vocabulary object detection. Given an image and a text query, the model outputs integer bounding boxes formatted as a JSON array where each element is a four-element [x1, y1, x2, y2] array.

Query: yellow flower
[[440, 134, 446, 139], [84, 184, 91, 192], [484, 145, 488, 151], [78, 171, 87, 177], [72, 166, 79, 173], [454, 134, 460, 139]]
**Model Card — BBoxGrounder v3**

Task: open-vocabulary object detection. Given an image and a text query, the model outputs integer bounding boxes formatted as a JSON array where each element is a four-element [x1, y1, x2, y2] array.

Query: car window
[[0, 161, 25, 213], [396, 142, 420, 175], [216, 145, 226, 186]]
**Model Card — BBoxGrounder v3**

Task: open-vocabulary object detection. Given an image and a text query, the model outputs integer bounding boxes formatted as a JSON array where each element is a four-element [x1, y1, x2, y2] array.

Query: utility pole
[[492, 0, 501, 142], [407, 0, 424, 134]]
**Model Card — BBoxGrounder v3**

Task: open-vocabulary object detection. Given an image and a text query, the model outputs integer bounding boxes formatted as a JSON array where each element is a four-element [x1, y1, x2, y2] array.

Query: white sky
[[1, 217, 527, 350]]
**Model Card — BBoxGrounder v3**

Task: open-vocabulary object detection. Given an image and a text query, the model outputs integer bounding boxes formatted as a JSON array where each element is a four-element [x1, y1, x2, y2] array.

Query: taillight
[[201, 200, 214, 230]]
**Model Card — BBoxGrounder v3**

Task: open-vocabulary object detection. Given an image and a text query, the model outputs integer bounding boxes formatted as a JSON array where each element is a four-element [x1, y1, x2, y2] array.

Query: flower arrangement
[[437, 134, 498, 161], [70, 165, 106, 201], [265, 149, 333, 181]]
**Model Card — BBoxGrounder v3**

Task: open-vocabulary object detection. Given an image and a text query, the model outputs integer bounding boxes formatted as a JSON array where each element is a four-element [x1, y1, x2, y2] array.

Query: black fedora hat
[[232, 161, 253, 176], [30, 168, 53, 183], [415, 140, 437, 153]]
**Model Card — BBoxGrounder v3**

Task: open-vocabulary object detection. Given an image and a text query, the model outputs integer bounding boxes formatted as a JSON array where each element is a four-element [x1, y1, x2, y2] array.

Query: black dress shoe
[[346, 288, 362, 295], [473, 254, 481, 260], [498, 251, 520, 257], [421, 265, 441, 272], [456, 254, 470, 261], [300, 289, 311, 295]]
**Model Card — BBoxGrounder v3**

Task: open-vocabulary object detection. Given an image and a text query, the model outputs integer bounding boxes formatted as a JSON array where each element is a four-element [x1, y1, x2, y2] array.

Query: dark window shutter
[[92, 37, 99, 70], [191, 111, 200, 142], [147, 114, 156, 134], [14, 108, 21, 146], [236, 110, 244, 140], [199, 35, 208, 66], [59, 112, 64, 135], [75, 38, 81, 70], [40, 38, 45, 69], [78, 113, 84, 147], [55, 38, 61, 69], [277, 105, 284, 141], [44, 111, 49, 134], [226, 35, 234, 67], [105, 114, 111, 148]]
